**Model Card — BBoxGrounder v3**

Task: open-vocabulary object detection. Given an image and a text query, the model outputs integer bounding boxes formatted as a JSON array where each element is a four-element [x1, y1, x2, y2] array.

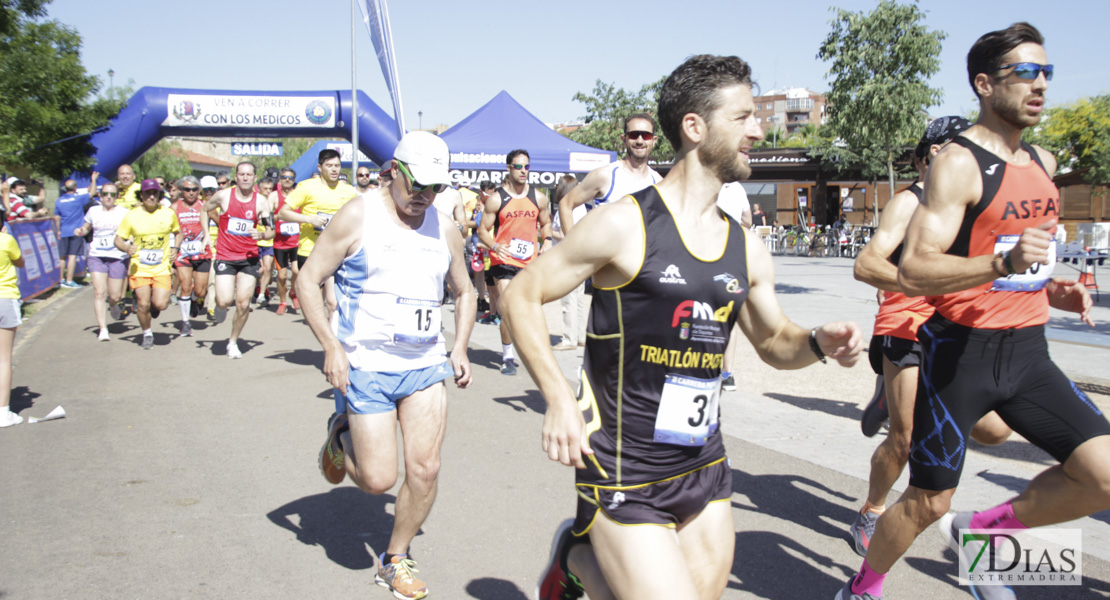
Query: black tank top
[[577, 186, 750, 486]]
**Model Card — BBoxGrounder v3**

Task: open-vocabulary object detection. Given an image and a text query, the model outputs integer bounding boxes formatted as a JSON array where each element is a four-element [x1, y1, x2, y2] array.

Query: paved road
[[1, 256, 1108, 599]]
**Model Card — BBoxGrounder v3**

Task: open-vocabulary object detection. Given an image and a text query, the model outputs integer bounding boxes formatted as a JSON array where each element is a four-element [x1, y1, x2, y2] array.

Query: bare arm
[[737, 232, 862, 368], [536, 190, 553, 253], [11, 254, 24, 269], [452, 191, 467, 234], [740, 209, 752, 230], [296, 197, 364, 394], [477, 194, 510, 261], [558, 166, 609, 235], [503, 200, 643, 469], [854, 189, 919, 292], [203, 189, 227, 215], [442, 217, 476, 388]]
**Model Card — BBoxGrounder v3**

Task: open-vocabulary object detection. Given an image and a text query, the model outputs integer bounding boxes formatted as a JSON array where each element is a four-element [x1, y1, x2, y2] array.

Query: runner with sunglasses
[[477, 149, 553, 376], [837, 23, 1108, 600], [269, 168, 300, 315], [276, 149, 357, 318], [74, 182, 129, 341], [301, 131, 474, 600], [557, 113, 662, 236], [171, 175, 213, 336]]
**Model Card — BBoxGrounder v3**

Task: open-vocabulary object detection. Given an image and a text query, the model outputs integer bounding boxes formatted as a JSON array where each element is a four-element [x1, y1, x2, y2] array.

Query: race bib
[[314, 212, 334, 232], [93, 231, 115, 250], [138, 248, 164, 266], [653, 374, 721, 446], [226, 216, 253, 237], [991, 234, 1055, 292], [180, 240, 204, 257], [279, 222, 299, 236], [392, 297, 442, 345], [509, 238, 535, 261]]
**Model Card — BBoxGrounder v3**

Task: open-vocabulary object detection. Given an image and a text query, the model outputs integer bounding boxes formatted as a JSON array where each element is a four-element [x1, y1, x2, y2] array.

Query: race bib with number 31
[[653, 374, 721, 446]]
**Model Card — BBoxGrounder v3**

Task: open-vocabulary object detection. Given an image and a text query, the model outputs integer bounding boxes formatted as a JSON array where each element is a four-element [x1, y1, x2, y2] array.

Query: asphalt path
[[1, 255, 1108, 599]]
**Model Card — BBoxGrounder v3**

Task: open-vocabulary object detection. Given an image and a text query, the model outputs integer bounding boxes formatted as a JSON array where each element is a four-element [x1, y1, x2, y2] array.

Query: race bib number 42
[[138, 248, 164, 266], [991, 234, 1055, 292], [653, 374, 721, 446]]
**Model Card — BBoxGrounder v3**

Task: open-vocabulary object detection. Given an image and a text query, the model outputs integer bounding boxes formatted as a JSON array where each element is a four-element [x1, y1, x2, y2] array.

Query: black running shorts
[[215, 257, 261, 279], [175, 257, 212, 273], [908, 314, 1110, 491], [275, 248, 297, 270], [488, 263, 523, 282], [868, 334, 922, 375], [571, 458, 732, 536]]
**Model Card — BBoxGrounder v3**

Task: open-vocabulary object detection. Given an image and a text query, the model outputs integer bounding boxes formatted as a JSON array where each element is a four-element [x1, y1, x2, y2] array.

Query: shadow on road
[[730, 530, 854, 596], [267, 487, 409, 571], [969, 438, 1053, 466], [469, 348, 503, 370], [267, 348, 325, 369], [493, 389, 545, 414], [194, 338, 263, 356], [774, 283, 819, 295], [764, 392, 862, 422], [465, 577, 528, 599], [731, 468, 857, 541], [9, 385, 39, 412]]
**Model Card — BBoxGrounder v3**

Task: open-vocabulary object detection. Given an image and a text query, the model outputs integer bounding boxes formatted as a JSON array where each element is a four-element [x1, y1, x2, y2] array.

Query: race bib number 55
[[653, 374, 721, 446]]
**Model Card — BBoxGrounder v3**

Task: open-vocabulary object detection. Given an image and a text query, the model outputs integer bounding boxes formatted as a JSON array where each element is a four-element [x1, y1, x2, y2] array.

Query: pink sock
[[969, 501, 1027, 531], [851, 559, 886, 597]]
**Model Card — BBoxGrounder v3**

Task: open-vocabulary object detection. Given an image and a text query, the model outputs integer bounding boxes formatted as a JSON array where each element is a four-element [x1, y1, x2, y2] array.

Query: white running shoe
[[98, 329, 110, 342], [0, 410, 23, 428], [227, 340, 242, 359]]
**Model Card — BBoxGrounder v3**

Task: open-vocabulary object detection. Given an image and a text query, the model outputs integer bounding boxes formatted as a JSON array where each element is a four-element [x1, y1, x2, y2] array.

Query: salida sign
[[163, 94, 336, 129], [231, 142, 283, 157]]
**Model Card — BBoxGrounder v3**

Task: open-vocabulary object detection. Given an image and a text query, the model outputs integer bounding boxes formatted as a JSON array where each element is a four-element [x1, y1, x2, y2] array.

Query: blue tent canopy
[[285, 140, 377, 183]]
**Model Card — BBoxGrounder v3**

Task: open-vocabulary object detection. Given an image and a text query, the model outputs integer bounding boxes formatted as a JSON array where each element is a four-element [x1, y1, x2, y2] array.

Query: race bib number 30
[[991, 234, 1055, 292], [392, 297, 442, 345], [653, 374, 721, 446], [226, 216, 253, 237]]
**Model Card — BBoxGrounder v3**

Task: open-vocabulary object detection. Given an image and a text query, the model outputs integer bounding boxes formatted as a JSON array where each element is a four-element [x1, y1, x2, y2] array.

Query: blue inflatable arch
[[88, 87, 401, 177]]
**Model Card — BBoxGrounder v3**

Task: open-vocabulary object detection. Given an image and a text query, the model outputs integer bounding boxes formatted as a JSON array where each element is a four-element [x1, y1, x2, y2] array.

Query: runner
[[73, 182, 130, 341], [301, 131, 475, 600], [275, 149, 357, 316], [476, 149, 553, 375], [838, 23, 1109, 600], [171, 175, 213, 337], [847, 117, 1012, 559], [0, 217, 23, 427], [204, 162, 273, 359], [114, 179, 182, 350], [501, 54, 862, 600], [200, 175, 220, 321], [255, 176, 277, 308], [557, 112, 662, 235], [270, 168, 300, 316]]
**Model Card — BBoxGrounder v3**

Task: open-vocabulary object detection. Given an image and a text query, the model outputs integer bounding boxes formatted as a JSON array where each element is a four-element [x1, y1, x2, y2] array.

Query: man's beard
[[699, 128, 749, 184]]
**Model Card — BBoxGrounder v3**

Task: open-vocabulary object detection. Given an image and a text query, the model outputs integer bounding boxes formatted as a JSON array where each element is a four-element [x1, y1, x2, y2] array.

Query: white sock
[[143, 328, 152, 336], [502, 343, 514, 362], [179, 299, 191, 321]]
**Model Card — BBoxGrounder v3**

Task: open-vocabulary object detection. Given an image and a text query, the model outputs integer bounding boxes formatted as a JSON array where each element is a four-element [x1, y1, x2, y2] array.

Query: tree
[[1025, 94, 1110, 185], [0, 2, 124, 178], [812, 0, 945, 211], [565, 78, 674, 163], [133, 139, 193, 182]]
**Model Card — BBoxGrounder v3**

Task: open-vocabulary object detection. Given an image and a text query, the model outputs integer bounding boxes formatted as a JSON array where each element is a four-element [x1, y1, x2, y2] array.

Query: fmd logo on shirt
[[659, 265, 686, 285]]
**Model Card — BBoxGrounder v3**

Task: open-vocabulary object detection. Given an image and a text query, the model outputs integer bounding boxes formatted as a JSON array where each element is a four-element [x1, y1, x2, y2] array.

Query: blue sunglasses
[[992, 62, 1054, 81]]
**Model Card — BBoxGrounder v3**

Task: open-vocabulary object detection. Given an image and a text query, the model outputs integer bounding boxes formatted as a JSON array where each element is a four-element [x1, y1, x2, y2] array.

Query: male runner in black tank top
[[503, 54, 863, 600]]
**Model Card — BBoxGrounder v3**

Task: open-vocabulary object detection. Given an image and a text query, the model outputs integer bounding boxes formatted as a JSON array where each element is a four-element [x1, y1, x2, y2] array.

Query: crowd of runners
[[2, 20, 1105, 600]]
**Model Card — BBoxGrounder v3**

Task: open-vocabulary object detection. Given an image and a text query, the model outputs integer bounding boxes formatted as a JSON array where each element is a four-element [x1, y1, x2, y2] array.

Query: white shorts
[[0, 298, 22, 328]]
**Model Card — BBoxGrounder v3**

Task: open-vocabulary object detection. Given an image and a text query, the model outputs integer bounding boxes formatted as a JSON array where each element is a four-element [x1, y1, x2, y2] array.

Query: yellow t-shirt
[[460, 188, 480, 235], [0, 232, 22, 299], [116, 182, 142, 211], [117, 206, 180, 277], [282, 178, 356, 257]]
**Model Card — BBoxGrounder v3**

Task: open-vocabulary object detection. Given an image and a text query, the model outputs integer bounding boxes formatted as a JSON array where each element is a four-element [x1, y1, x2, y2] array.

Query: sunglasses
[[510, 163, 531, 171], [203, 188, 217, 193], [625, 130, 655, 141], [992, 62, 1054, 81], [216, 180, 230, 186], [182, 187, 199, 192], [357, 173, 372, 177], [396, 161, 447, 194], [101, 192, 118, 197], [279, 175, 294, 180]]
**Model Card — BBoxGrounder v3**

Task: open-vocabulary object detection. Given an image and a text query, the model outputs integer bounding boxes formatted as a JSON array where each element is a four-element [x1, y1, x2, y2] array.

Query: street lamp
[[108, 68, 114, 89], [418, 110, 423, 130]]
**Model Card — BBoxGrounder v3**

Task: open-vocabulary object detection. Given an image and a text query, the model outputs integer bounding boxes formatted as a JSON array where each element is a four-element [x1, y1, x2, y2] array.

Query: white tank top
[[596, 163, 662, 206], [331, 196, 451, 372]]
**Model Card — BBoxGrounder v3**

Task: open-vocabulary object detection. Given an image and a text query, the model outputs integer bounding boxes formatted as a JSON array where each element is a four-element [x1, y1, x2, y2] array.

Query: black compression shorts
[[869, 334, 922, 375], [908, 314, 1110, 491], [275, 248, 297, 270]]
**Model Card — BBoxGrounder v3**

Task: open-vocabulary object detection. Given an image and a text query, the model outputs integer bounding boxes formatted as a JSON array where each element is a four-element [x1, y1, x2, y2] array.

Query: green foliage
[[0, 3, 125, 178], [812, 0, 945, 186], [133, 139, 192, 181], [253, 138, 316, 174], [565, 77, 674, 162], [1025, 95, 1110, 185]]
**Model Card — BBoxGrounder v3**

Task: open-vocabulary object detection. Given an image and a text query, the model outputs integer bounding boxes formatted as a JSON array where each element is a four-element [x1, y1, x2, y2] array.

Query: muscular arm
[[502, 200, 643, 468], [737, 233, 862, 368], [557, 166, 609, 235], [536, 190, 553, 252], [854, 189, 919, 292], [296, 198, 364, 394], [452, 192, 467, 234], [477, 194, 508, 260], [442, 218, 476, 387]]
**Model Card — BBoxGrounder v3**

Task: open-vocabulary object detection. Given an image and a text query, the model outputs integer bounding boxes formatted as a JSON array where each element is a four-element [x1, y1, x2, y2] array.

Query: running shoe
[[291, 292, 300, 310], [492, 313, 501, 325], [110, 301, 123, 320], [834, 578, 881, 599], [552, 341, 577, 351], [189, 300, 200, 319], [500, 359, 518, 376], [318, 412, 348, 485], [256, 293, 267, 307], [376, 554, 428, 600], [214, 307, 227, 324], [98, 329, 110, 342], [60, 280, 79, 289], [861, 375, 888, 437], [938, 512, 1017, 600], [141, 333, 153, 350], [849, 510, 880, 557], [477, 312, 493, 324], [536, 519, 585, 600], [181, 322, 192, 337], [150, 306, 161, 320], [207, 308, 216, 321], [0, 410, 23, 428], [227, 340, 242, 359], [275, 302, 287, 316], [169, 294, 178, 305], [722, 374, 737, 392]]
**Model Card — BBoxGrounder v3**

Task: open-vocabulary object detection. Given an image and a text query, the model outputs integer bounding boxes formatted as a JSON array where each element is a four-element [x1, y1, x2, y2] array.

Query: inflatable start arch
[[89, 87, 401, 176]]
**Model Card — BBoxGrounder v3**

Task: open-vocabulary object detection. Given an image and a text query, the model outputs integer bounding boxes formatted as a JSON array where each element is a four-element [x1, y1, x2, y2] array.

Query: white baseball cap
[[392, 131, 450, 186], [200, 175, 218, 189], [5, 176, 20, 186]]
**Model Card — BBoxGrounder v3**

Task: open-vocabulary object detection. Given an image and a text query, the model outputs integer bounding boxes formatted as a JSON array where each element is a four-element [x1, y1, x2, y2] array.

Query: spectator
[[0, 218, 24, 427], [751, 202, 767, 227], [56, 174, 98, 287], [5, 178, 47, 221]]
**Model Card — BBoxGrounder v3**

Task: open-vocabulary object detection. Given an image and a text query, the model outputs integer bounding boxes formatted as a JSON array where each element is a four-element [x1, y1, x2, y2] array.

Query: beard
[[699, 127, 750, 184], [990, 92, 1041, 130]]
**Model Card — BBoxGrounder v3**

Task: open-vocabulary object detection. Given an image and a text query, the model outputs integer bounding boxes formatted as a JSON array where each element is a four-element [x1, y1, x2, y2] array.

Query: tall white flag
[[360, 0, 406, 139]]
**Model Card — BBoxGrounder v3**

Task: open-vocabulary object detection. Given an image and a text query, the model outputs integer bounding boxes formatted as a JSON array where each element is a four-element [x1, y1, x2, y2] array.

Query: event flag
[[359, 0, 406, 139]]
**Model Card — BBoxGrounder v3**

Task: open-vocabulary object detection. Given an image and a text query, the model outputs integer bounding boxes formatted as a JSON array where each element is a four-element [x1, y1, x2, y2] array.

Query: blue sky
[[50, 0, 1108, 131]]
